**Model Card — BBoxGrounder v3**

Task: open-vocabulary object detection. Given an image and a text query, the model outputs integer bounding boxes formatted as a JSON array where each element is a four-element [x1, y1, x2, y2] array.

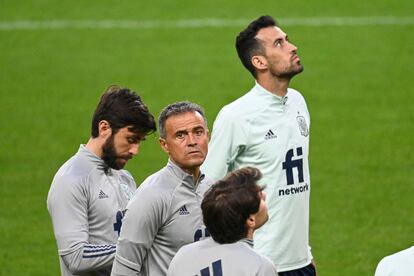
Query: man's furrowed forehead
[[166, 112, 206, 132], [256, 26, 286, 42], [274, 26, 285, 34]]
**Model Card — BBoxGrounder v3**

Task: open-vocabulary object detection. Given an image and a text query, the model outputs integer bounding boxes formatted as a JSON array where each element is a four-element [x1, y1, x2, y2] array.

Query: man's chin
[[190, 157, 206, 167], [104, 159, 127, 170], [114, 159, 128, 170], [113, 165, 125, 170]]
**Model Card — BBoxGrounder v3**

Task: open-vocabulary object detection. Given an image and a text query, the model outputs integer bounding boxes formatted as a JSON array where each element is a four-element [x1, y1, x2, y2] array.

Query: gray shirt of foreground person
[[168, 237, 278, 276]]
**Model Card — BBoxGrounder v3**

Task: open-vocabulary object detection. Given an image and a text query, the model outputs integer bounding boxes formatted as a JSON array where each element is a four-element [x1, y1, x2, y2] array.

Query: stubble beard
[[273, 63, 304, 80]]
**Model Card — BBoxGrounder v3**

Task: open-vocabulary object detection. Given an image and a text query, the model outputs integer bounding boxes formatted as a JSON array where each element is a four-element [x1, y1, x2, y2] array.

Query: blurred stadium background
[[1, 0, 413, 274]]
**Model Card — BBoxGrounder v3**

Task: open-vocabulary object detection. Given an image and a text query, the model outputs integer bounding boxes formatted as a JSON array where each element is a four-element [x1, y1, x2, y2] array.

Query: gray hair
[[158, 101, 207, 138]]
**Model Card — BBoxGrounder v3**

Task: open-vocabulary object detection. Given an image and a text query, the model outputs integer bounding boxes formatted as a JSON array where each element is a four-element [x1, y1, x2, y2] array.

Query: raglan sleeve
[[47, 175, 116, 274], [111, 184, 165, 276], [202, 107, 248, 181]]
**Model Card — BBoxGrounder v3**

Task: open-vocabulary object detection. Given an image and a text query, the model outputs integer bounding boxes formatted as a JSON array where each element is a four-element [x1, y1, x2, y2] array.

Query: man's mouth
[[292, 55, 300, 62], [118, 156, 131, 161]]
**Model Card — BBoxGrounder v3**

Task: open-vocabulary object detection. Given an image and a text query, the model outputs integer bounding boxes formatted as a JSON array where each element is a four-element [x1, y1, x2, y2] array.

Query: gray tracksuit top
[[47, 145, 136, 276], [111, 159, 213, 276], [167, 237, 278, 276]]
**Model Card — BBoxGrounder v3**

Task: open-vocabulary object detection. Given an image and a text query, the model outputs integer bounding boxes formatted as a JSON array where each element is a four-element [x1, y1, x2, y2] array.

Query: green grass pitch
[[1, 0, 413, 275]]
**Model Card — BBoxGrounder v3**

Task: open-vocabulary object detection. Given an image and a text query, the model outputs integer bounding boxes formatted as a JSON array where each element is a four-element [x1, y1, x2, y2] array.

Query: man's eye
[[176, 133, 185, 139]]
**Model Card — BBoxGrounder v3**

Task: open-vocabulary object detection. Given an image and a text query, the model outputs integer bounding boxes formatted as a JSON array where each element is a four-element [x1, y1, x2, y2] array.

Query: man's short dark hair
[[91, 85, 156, 137], [201, 167, 264, 244], [235, 15, 278, 78], [158, 101, 207, 139]]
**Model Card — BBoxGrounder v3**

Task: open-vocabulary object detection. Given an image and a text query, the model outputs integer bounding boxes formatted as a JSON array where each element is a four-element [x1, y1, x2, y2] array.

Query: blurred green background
[[1, 1, 413, 275]]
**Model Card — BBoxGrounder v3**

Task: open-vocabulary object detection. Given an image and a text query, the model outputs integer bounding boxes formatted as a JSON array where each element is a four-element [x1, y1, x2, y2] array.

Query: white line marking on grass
[[1, 16, 413, 30], [283, 16, 414, 26]]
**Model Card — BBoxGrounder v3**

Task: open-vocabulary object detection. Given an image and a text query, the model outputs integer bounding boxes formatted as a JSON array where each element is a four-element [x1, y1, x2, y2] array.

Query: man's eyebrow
[[175, 129, 188, 134]]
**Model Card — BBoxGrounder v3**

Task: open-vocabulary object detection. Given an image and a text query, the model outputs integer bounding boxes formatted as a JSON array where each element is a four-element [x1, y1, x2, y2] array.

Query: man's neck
[[184, 167, 201, 182], [170, 159, 201, 182], [246, 228, 254, 240], [85, 137, 103, 158], [256, 75, 290, 97]]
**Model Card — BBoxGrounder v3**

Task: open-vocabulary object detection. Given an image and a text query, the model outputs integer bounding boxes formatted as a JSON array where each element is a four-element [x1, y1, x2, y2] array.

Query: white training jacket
[[202, 82, 313, 272]]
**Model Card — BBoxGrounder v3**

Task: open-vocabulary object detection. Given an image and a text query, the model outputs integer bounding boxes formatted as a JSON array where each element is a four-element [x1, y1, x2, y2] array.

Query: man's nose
[[187, 133, 197, 145], [129, 143, 140, 156]]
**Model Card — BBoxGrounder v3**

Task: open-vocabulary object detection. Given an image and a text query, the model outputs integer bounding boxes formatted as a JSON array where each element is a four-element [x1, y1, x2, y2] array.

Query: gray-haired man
[[111, 101, 213, 276]]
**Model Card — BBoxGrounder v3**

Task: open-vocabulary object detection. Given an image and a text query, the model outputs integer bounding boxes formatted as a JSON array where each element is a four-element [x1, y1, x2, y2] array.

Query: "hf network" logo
[[282, 147, 304, 185]]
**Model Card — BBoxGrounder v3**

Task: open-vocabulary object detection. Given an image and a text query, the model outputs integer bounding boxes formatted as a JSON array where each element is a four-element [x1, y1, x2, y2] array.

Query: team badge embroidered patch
[[296, 116, 309, 137]]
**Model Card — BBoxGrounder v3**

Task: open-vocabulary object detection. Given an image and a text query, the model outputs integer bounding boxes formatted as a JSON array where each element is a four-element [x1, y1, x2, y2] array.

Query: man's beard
[[102, 134, 123, 170], [273, 64, 304, 79]]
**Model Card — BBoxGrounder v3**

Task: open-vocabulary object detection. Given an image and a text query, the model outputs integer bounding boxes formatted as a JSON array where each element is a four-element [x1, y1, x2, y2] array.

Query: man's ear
[[246, 215, 256, 230], [159, 138, 169, 154], [98, 120, 112, 138], [251, 55, 268, 71]]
